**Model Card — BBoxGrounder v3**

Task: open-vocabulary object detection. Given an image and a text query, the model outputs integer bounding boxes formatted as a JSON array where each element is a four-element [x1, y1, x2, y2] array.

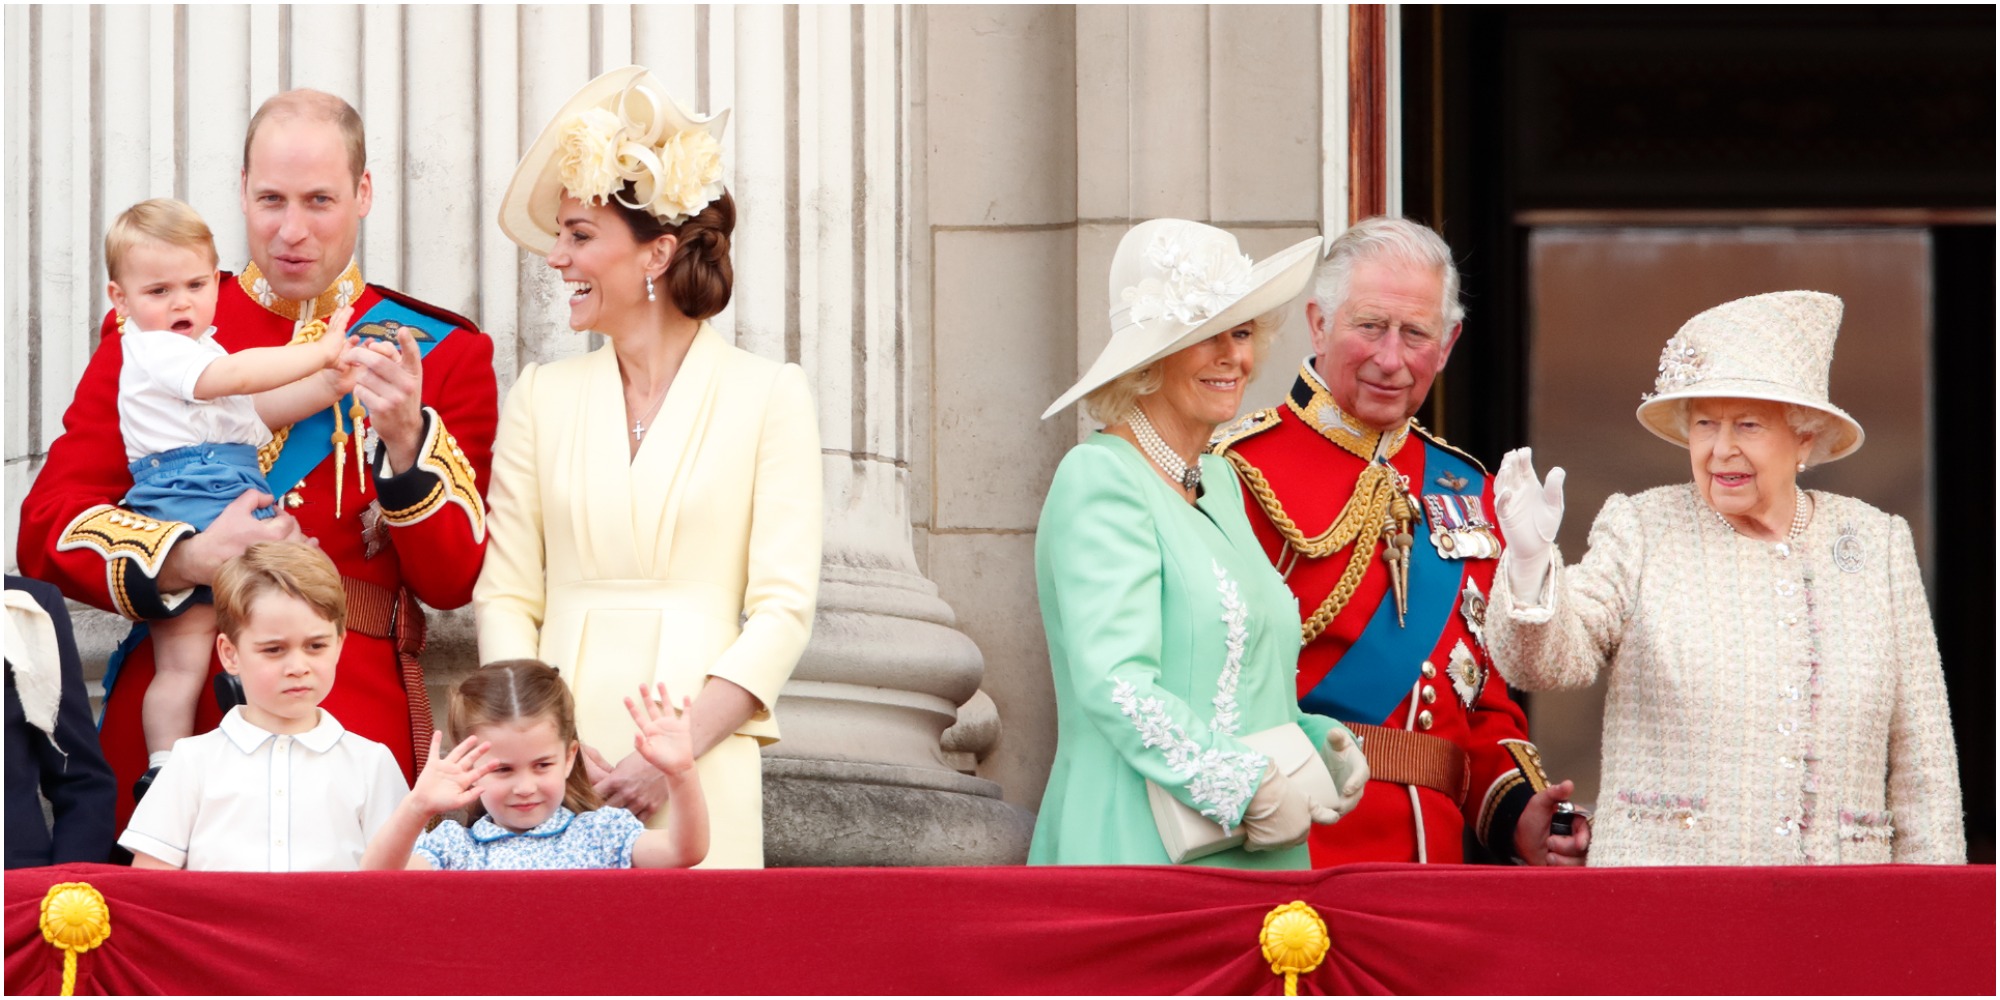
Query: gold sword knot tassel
[[329, 399, 348, 520], [1382, 481, 1417, 627]]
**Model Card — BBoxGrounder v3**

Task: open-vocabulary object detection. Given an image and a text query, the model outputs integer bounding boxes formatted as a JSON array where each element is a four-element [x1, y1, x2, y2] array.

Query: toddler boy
[[104, 198, 360, 790], [119, 541, 408, 871]]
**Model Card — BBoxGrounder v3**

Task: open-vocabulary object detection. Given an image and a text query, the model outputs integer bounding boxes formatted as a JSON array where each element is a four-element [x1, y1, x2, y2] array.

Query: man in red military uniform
[[1215, 217, 1589, 866], [17, 90, 494, 826]]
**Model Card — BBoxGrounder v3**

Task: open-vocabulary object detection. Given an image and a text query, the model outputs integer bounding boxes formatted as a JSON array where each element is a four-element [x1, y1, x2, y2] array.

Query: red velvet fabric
[[7, 863, 1992, 995]]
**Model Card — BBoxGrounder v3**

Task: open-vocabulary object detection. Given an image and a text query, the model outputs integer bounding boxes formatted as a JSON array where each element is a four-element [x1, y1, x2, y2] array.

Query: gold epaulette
[[377, 407, 486, 541], [1411, 422, 1489, 476], [56, 505, 197, 619], [1207, 407, 1280, 455]]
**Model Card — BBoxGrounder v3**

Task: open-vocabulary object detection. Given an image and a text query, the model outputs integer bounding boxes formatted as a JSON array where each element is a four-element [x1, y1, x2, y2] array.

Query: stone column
[[921, 4, 1342, 822], [743, 6, 1034, 866]]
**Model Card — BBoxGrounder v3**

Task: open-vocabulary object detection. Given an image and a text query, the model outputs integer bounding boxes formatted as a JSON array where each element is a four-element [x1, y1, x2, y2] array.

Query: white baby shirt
[[118, 327, 275, 461]]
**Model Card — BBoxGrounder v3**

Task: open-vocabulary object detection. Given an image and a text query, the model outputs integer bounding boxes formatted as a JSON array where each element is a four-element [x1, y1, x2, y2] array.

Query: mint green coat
[[1028, 435, 1345, 868]]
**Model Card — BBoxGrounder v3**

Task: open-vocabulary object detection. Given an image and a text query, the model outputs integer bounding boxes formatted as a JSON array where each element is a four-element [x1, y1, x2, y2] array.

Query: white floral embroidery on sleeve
[[1210, 561, 1249, 738]]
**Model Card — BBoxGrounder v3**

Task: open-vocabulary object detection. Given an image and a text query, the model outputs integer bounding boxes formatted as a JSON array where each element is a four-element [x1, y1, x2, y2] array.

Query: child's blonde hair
[[449, 660, 603, 823], [104, 198, 219, 282], [212, 541, 347, 641]]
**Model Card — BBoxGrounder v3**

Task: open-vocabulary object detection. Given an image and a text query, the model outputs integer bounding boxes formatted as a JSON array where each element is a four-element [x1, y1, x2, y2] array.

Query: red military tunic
[[1216, 362, 1549, 865], [16, 262, 495, 826]]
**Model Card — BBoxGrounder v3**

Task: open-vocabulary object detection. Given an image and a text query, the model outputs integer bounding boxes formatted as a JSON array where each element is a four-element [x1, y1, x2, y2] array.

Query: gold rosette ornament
[[39, 882, 111, 996], [1259, 900, 1329, 996]]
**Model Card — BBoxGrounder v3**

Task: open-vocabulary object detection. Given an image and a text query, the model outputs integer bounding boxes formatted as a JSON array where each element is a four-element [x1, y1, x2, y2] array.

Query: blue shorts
[[125, 443, 280, 531]]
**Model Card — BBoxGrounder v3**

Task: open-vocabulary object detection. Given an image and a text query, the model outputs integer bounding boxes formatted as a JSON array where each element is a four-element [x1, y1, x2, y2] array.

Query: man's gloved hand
[[1308, 723, 1369, 823]]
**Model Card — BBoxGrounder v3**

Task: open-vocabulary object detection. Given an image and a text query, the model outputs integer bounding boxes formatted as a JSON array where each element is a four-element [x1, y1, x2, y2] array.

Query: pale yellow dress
[[474, 323, 823, 868]]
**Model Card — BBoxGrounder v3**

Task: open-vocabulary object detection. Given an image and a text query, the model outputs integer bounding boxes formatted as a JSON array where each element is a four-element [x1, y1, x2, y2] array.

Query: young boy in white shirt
[[119, 541, 408, 871], [104, 198, 366, 791]]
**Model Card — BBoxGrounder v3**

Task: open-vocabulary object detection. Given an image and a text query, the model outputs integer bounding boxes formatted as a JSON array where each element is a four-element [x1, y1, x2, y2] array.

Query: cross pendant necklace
[[628, 380, 673, 442]]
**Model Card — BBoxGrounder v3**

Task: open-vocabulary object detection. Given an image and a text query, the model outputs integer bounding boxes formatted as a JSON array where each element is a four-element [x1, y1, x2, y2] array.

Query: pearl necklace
[[1714, 487, 1809, 546], [1127, 405, 1201, 492]]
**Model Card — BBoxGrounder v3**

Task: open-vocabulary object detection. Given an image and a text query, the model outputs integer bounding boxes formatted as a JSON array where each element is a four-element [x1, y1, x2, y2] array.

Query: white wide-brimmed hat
[[499, 65, 731, 257], [1041, 220, 1322, 420], [1635, 290, 1865, 462]]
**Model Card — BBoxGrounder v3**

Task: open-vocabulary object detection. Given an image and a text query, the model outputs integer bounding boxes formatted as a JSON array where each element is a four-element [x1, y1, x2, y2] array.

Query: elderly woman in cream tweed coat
[[1485, 291, 1964, 867]]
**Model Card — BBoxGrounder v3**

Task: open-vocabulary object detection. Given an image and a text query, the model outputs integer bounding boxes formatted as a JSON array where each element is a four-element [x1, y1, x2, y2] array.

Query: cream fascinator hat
[[1042, 220, 1322, 420], [1635, 290, 1865, 462], [499, 65, 731, 256]]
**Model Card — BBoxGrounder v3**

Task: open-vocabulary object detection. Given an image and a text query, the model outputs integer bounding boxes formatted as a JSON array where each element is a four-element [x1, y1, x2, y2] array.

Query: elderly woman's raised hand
[[1495, 448, 1566, 603]]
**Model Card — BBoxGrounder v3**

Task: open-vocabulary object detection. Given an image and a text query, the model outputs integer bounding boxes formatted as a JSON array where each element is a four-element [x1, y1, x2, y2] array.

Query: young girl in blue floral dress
[[361, 660, 707, 870]]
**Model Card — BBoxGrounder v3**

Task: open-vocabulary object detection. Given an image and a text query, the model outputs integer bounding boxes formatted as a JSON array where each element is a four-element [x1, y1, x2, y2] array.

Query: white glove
[[1309, 724, 1370, 823], [1494, 447, 1565, 604], [1241, 764, 1312, 852]]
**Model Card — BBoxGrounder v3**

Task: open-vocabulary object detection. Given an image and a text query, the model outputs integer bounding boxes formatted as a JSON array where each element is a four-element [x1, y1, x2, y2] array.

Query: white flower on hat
[[1122, 235, 1255, 327], [557, 85, 726, 224], [558, 107, 629, 209], [644, 128, 725, 224]]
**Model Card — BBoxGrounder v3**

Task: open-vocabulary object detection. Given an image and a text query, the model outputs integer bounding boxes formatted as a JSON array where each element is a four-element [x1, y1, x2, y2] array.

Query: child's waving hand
[[410, 733, 496, 816], [625, 684, 696, 779]]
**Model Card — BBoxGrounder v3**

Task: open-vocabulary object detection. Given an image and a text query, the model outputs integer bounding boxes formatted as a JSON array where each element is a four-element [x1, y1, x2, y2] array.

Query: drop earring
[[646, 275, 656, 302]]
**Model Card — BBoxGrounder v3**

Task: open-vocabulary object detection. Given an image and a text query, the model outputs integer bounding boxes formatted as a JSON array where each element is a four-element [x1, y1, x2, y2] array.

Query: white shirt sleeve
[[125, 329, 225, 404], [116, 738, 204, 868]]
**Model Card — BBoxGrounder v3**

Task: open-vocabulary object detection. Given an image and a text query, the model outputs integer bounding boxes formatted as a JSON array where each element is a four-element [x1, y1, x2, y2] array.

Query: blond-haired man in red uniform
[[1214, 217, 1589, 866], [18, 90, 495, 825]]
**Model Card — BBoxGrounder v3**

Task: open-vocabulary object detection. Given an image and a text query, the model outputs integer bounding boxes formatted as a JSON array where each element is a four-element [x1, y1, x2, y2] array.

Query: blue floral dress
[[415, 806, 645, 870]]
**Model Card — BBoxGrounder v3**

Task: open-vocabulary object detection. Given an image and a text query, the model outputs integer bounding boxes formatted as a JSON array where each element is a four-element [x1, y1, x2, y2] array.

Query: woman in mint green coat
[[1029, 220, 1368, 868]]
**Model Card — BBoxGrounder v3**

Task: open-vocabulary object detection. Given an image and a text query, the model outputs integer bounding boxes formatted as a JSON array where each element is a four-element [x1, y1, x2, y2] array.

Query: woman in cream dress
[[478, 67, 822, 868], [1486, 291, 1963, 866]]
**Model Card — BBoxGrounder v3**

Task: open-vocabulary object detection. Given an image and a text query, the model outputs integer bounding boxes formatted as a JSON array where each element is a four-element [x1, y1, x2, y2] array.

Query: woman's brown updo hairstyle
[[610, 182, 735, 321]]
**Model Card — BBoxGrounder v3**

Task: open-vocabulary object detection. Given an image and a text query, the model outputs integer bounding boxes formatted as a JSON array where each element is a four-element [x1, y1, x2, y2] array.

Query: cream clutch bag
[[1146, 723, 1336, 864]]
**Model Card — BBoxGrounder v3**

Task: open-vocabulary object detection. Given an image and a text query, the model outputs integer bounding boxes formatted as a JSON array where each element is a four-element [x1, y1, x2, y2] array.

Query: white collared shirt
[[118, 327, 275, 461], [118, 707, 408, 871]]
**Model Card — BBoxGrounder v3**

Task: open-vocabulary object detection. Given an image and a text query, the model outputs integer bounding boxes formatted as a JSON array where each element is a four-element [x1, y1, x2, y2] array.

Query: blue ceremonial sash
[[263, 295, 458, 495], [1299, 444, 1485, 724], [101, 295, 458, 707]]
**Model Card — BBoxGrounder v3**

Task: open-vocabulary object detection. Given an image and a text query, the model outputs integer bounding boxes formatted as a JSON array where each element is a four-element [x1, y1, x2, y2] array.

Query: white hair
[[1312, 216, 1464, 328], [1668, 400, 1835, 468]]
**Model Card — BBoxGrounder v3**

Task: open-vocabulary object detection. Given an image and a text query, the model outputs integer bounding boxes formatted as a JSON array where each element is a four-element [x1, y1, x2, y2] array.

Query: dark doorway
[[1404, 4, 1995, 863]]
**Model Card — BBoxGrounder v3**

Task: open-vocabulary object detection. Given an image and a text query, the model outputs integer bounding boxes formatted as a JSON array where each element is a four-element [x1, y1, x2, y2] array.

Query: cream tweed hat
[[1042, 219, 1321, 420], [1635, 290, 1864, 462]]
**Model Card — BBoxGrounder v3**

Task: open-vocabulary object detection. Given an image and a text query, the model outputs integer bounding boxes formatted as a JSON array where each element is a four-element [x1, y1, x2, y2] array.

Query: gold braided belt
[[1224, 451, 1401, 644]]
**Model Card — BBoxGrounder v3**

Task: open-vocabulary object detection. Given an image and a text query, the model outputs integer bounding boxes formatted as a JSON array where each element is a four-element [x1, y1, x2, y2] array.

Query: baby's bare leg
[[143, 605, 219, 757]]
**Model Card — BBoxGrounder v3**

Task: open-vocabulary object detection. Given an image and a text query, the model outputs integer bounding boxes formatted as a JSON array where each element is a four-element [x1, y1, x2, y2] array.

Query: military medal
[[360, 501, 390, 560], [1459, 579, 1488, 647], [1446, 639, 1485, 708], [1423, 492, 1499, 560]]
